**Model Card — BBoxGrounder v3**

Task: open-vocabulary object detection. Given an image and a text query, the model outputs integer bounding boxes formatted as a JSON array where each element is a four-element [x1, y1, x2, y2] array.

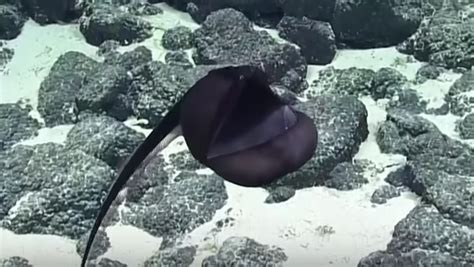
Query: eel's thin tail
[[81, 105, 181, 267]]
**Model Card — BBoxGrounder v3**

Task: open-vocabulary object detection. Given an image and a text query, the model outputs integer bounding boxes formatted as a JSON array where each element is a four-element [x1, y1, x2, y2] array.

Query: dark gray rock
[[165, 51, 193, 69], [79, 5, 153, 46], [75, 65, 132, 121], [0, 145, 36, 218], [386, 205, 473, 264], [308, 67, 407, 100], [277, 16, 336, 65], [0, 46, 14, 70], [86, 258, 127, 267], [385, 165, 412, 187], [308, 67, 376, 98], [422, 171, 473, 228], [121, 173, 227, 246], [97, 40, 120, 57], [370, 184, 401, 204], [371, 67, 408, 100], [280, 0, 336, 22], [0, 143, 116, 239], [376, 109, 464, 159], [124, 1, 163, 16], [193, 8, 308, 93], [77, 229, 111, 261], [172, 170, 197, 183], [143, 246, 196, 267], [331, 0, 424, 48], [20, 0, 81, 24], [387, 89, 427, 114], [324, 161, 368, 190], [0, 5, 26, 40], [0, 0, 20, 5], [0, 103, 40, 151], [202, 236, 288, 266], [411, 149, 474, 178], [123, 151, 168, 204], [271, 95, 368, 189], [168, 150, 204, 172], [86, 0, 132, 7], [127, 61, 189, 127], [161, 26, 194, 50], [458, 113, 474, 139], [426, 102, 450, 116], [37, 51, 100, 126], [104, 45, 153, 71], [264, 186, 296, 204], [402, 151, 474, 228], [0, 256, 33, 267], [215, 216, 235, 229], [415, 64, 441, 84], [128, 62, 223, 127], [358, 249, 468, 267], [163, 0, 282, 26], [398, 6, 474, 69], [65, 115, 145, 169], [446, 70, 474, 116]]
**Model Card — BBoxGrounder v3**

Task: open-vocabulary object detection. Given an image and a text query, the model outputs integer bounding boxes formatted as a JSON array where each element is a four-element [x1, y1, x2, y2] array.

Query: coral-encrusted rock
[[75, 65, 132, 120], [193, 8, 308, 93], [0, 143, 116, 239], [128, 63, 226, 127], [161, 26, 195, 50], [121, 173, 227, 247], [0, 102, 40, 151], [415, 64, 441, 84], [271, 95, 368, 189], [331, 0, 424, 48], [37, 51, 100, 126], [143, 246, 196, 267], [0, 45, 14, 70], [202, 236, 288, 266], [446, 69, 474, 116], [277, 16, 336, 65], [76, 228, 111, 261], [359, 249, 467, 267], [165, 51, 193, 69], [162, 0, 282, 25], [20, 0, 82, 25], [65, 115, 145, 169], [376, 109, 465, 159], [79, 5, 153, 46], [0, 256, 33, 267], [86, 258, 127, 267], [0, 4, 27, 40], [370, 184, 401, 204], [280, 0, 336, 22], [307, 67, 408, 100], [398, 6, 474, 69], [390, 205, 473, 263], [458, 113, 474, 139], [324, 161, 368, 190]]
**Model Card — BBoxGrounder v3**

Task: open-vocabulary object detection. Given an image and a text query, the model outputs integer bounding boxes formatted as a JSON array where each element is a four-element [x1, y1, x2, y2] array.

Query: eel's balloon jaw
[[180, 65, 318, 187]]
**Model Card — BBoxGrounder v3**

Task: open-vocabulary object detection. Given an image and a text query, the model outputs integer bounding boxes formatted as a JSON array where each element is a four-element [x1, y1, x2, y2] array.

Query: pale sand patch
[[0, 20, 99, 108]]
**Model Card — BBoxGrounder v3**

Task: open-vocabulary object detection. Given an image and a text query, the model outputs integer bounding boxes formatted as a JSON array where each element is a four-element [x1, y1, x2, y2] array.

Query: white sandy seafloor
[[0, 3, 472, 267]]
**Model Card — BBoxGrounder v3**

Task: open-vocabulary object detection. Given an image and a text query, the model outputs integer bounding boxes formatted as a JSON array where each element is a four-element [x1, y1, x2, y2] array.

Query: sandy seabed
[[0, 3, 470, 267]]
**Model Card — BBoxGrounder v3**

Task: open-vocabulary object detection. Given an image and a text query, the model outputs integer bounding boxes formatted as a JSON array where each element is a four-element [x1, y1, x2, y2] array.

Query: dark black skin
[[80, 66, 317, 266]]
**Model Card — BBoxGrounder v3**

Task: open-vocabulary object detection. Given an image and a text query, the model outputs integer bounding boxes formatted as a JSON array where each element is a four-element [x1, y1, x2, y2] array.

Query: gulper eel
[[81, 65, 318, 266]]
